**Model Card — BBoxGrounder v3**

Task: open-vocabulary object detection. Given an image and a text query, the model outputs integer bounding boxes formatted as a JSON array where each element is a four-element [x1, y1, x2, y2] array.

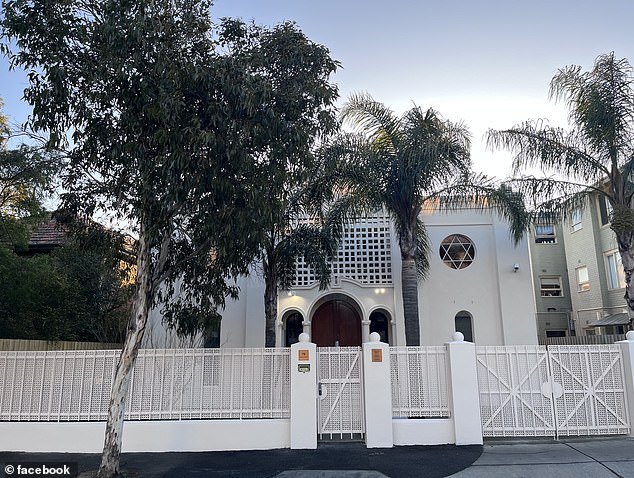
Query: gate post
[[617, 330, 634, 437], [446, 332, 483, 445], [290, 333, 317, 449], [362, 332, 393, 448]]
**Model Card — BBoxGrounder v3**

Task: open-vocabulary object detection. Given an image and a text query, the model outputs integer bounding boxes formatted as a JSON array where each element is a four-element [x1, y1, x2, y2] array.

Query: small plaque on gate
[[298, 363, 310, 373], [298, 349, 310, 361], [372, 349, 383, 362]]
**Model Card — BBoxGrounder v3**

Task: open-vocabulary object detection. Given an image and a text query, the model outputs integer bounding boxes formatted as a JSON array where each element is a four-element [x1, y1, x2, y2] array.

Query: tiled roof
[[28, 218, 67, 247]]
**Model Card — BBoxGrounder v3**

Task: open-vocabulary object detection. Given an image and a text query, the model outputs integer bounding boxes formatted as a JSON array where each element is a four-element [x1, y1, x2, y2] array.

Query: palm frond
[[426, 174, 530, 244], [486, 121, 609, 182], [550, 53, 634, 163], [276, 223, 336, 290], [340, 92, 402, 150], [501, 176, 591, 225]]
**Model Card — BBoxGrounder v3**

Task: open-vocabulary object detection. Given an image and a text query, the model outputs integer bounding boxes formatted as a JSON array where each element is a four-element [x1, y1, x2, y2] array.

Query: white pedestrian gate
[[317, 347, 364, 439], [477, 345, 630, 438]]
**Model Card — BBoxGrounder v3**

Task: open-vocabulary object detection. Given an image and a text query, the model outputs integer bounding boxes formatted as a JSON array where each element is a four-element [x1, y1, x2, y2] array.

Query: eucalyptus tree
[[0, 99, 59, 247], [327, 93, 528, 345], [220, 20, 340, 347], [2, 1, 333, 476], [487, 53, 634, 315]]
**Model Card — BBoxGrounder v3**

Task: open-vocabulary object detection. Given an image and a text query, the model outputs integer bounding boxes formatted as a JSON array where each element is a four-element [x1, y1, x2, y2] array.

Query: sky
[[1, 0, 634, 179]]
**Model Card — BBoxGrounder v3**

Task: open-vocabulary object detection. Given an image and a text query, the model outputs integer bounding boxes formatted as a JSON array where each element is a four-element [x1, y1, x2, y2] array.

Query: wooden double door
[[311, 299, 361, 347]]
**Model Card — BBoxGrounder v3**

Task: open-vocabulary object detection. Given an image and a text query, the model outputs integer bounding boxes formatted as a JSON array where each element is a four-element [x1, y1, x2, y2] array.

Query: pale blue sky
[[2, 0, 633, 177]]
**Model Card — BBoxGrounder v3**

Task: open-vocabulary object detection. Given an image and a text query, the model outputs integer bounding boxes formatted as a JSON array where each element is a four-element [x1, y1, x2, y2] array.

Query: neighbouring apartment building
[[529, 193, 631, 340]]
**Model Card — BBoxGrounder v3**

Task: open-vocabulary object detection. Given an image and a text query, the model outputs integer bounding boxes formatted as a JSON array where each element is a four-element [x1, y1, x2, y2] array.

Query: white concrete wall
[[419, 209, 537, 345], [0, 419, 290, 453], [392, 419, 455, 445]]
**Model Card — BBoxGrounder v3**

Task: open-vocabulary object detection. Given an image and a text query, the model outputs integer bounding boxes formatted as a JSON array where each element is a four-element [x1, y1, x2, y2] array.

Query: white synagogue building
[[211, 206, 538, 348]]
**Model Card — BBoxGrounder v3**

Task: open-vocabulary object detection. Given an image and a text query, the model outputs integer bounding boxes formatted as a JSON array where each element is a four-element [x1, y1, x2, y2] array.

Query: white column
[[362, 319, 371, 344], [445, 332, 483, 445], [290, 333, 318, 449], [617, 330, 634, 437], [275, 319, 283, 348], [362, 332, 393, 448]]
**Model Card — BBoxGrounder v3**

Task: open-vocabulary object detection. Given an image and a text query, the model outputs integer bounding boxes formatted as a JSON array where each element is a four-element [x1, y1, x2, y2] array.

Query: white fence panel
[[317, 347, 364, 439], [549, 345, 630, 436], [477, 345, 631, 438], [390, 346, 450, 418], [0, 348, 290, 421], [476, 346, 555, 437]]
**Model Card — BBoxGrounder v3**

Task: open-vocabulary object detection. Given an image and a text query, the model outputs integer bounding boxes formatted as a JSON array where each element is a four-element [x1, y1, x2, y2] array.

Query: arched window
[[455, 311, 474, 342], [369, 311, 391, 344], [285, 312, 304, 347], [203, 320, 221, 348]]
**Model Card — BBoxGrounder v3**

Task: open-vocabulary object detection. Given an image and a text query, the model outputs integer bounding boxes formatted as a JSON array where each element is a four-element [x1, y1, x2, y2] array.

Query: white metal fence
[[317, 347, 364, 439], [549, 345, 629, 436], [0, 348, 290, 421], [476, 345, 630, 438], [390, 346, 450, 418]]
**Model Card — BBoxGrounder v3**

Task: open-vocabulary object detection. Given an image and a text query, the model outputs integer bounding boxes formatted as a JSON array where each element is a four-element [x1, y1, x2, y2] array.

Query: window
[[285, 312, 304, 347], [605, 250, 626, 289], [455, 311, 474, 342], [598, 196, 612, 226], [546, 330, 566, 338], [439, 234, 475, 269], [369, 311, 390, 344], [571, 209, 582, 232], [534, 224, 556, 244], [576, 266, 590, 291], [540, 276, 563, 297]]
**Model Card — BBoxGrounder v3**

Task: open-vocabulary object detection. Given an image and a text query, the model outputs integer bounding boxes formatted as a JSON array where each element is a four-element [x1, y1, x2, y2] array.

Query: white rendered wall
[[417, 209, 537, 345], [0, 419, 290, 453]]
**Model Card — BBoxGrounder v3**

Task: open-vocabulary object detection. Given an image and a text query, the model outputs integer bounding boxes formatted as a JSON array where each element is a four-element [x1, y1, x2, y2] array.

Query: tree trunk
[[616, 230, 634, 318], [97, 229, 153, 478], [401, 257, 420, 345], [399, 226, 420, 346], [264, 258, 278, 347]]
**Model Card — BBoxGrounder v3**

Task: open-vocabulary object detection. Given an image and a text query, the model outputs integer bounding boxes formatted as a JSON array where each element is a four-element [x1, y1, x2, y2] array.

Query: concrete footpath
[[1, 437, 633, 477], [451, 437, 634, 478]]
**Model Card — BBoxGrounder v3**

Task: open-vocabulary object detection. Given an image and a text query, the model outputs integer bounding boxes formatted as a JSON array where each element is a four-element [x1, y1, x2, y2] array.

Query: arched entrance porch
[[311, 294, 362, 347]]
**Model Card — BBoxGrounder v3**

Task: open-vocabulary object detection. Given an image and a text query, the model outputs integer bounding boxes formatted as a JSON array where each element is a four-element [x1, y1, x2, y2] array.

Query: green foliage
[[487, 53, 634, 225], [323, 93, 530, 345], [1, 0, 341, 341], [327, 93, 477, 270], [0, 239, 131, 343], [0, 98, 60, 248]]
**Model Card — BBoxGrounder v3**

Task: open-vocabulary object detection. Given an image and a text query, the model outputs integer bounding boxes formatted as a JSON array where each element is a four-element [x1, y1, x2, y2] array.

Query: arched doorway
[[312, 297, 362, 347], [455, 310, 474, 342], [369, 310, 391, 344], [284, 311, 304, 347]]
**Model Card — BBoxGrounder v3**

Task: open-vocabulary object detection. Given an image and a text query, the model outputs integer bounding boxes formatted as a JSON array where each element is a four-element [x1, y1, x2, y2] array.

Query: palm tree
[[326, 93, 528, 346], [261, 214, 336, 347], [259, 157, 341, 347], [487, 53, 634, 317]]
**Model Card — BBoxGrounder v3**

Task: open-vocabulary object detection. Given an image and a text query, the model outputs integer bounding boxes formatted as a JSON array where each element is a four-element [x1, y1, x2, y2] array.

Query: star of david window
[[439, 234, 475, 269]]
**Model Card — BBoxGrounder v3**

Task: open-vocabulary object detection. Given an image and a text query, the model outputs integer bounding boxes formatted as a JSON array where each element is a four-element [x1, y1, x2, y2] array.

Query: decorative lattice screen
[[294, 212, 392, 287]]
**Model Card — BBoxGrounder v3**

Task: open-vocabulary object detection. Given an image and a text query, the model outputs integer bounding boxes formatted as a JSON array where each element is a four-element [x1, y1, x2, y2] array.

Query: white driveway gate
[[477, 345, 630, 438], [317, 347, 364, 440]]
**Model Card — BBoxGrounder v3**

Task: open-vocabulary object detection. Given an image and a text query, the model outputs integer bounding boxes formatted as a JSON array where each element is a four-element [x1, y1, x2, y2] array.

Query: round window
[[439, 234, 475, 269]]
